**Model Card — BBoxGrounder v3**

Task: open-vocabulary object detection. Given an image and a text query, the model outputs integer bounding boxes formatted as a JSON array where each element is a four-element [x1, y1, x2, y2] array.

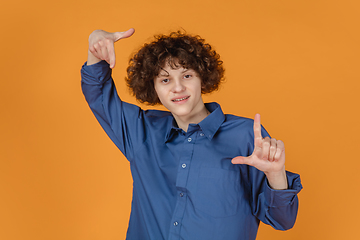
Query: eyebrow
[[158, 72, 169, 77], [157, 68, 192, 77]]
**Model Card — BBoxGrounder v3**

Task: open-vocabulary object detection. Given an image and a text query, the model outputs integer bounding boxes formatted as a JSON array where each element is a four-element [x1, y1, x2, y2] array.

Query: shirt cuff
[[81, 60, 112, 85], [265, 171, 302, 207]]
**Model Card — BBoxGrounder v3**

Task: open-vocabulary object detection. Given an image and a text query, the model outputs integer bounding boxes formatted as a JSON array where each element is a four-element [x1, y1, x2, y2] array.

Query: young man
[[81, 28, 302, 240]]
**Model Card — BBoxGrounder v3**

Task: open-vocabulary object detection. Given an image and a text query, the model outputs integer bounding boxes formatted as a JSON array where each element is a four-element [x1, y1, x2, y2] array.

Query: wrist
[[265, 169, 288, 190], [87, 50, 102, 66]]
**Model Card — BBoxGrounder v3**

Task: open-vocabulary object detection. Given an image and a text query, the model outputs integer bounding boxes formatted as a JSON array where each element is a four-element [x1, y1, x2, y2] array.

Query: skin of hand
[[87, 28, 135, 68], [232, 114, 288, 190]]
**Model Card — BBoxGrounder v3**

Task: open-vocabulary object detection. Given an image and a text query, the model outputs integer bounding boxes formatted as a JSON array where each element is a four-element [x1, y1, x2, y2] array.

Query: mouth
[[172, 96, 190, 102]]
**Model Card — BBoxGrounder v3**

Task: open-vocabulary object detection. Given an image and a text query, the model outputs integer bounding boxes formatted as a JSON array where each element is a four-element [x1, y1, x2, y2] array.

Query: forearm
[[254, 171, 302, 230], [81, 61, 130, 157]]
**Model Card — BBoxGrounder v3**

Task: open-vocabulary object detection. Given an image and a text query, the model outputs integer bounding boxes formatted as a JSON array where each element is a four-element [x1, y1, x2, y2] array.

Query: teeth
[[173, 96, 189, 102]]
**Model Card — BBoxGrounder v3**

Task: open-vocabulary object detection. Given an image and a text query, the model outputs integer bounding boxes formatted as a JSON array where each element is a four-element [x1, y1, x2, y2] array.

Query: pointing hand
[[88, 28, 135, 68]]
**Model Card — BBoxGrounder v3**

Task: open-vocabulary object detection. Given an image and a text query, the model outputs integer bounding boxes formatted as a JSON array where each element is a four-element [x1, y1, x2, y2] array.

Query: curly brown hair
[[125, 31, 225, 105]]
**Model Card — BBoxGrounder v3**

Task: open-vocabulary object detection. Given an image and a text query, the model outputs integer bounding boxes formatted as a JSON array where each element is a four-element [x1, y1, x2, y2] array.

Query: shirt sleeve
[[248, 126, 303, 230], [80, 61, 146, 161], [263, 171, 302, 229]]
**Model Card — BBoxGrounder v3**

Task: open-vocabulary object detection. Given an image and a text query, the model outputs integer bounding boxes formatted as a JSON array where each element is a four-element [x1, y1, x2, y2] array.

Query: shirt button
[[200, 133, 204, 136], [174, 221, 179, 226], [180, 193, 184, 197], [182, 163, 186, 169], [188, 137, 192, 142]]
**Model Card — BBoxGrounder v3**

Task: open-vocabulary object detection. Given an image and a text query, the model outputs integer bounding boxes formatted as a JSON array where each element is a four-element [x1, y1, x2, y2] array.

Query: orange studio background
[[1, 0, 359, 239]]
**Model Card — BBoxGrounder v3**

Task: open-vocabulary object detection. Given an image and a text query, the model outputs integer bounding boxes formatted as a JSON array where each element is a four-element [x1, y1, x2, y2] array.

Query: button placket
[[169, 131, 197, 238]]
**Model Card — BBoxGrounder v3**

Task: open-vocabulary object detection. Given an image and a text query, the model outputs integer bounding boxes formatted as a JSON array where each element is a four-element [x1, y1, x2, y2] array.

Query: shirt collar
[[164, 102, 225, 142], [198, 102, 225, 140], [165, 118, 181, 143]]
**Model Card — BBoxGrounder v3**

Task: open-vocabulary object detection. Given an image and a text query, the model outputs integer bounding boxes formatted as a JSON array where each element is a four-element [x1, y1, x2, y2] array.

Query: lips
[[172, 96, 190, 102]]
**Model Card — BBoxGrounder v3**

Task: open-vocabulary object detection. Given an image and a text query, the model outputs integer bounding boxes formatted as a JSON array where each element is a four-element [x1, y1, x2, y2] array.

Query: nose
[[171, 79, 185, 93]]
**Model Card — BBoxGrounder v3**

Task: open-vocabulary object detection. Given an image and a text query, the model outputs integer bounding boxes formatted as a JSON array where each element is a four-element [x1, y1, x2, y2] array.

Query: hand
[[88, 28, 135, 68], [232, 114, 288, 189]]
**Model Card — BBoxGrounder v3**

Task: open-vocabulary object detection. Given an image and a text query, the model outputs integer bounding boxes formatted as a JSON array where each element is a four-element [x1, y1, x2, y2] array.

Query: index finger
[[253, 113, 262, 147], [107, 44, 116, 68], [105, 41, 115, 68]]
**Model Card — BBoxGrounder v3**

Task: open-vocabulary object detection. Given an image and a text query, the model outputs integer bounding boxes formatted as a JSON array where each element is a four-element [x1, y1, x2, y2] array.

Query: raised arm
[[87, 28, 135, 68], [81, 28, 144, 160]]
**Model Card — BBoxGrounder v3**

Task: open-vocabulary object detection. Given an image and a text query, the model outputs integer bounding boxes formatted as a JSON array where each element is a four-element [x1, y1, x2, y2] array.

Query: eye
[[161, 78, 170, 83], [184, 74, 192, 79]]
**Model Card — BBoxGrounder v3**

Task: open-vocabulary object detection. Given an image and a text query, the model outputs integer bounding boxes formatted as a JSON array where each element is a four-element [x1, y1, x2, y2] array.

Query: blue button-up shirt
[[81, 61, 302, 240]]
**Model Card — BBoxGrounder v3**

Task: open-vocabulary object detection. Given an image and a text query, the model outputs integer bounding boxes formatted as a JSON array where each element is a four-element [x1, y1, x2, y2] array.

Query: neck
[[173, 107, 210, 132]]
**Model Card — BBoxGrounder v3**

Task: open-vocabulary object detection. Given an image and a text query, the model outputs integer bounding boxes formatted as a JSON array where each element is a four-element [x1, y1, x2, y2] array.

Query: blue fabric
[[81, 61, 302, 240]]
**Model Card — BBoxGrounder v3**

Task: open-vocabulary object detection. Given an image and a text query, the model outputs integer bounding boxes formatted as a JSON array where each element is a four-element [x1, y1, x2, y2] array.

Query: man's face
[[154, 62, 205, 121]]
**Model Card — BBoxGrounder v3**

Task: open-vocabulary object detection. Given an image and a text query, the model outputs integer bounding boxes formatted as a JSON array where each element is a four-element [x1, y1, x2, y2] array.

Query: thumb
[[231, 155, 254, 165], [113, 28, 135, 42]]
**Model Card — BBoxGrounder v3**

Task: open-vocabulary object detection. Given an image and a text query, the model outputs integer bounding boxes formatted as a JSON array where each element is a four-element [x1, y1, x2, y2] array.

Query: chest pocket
[[194, 167, 242, 218]]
